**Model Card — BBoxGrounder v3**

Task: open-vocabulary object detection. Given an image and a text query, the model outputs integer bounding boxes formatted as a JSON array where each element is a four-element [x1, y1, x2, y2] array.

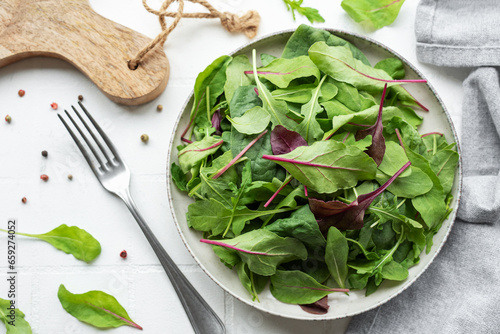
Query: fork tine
[[78, 101, 121, 162], [72, 104, 115, 166], [57, 113, 101, 176], [63, 109, 108, 172]]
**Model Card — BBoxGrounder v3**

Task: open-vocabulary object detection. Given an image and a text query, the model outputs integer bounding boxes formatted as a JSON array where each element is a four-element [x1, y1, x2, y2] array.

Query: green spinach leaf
[[58, 285, 142, 330]]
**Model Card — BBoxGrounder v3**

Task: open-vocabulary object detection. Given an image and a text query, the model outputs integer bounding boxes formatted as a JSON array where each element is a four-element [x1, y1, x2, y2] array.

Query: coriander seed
[[5, 115, 11, 123], [67, 174, 73, 180], [21, 197, 27, 204], [140, 134, 149, 143], [157, 104, 163, 112], [78, 95, 83, 101], [41, 150, 48, 157]]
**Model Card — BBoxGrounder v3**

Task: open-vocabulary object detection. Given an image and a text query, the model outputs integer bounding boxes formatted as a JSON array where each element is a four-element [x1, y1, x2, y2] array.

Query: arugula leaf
[[188, 198, 296, 236], [200, 229, 308, 276], [295, 75, 327, 143], [282, 0, 325, 24], [0, 298, 32, 333], [6, 224, 101, 263], [251, 50, 297, 129], [263, 140, 377, 194], [270, 270, 347, 305], [341, 0, 406, 30], [58, 285, 142, 330], [182, 55, 231, 140]]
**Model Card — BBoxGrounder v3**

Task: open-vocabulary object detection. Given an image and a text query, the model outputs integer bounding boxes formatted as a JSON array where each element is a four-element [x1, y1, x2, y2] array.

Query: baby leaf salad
[[171, 25, 458, 314]]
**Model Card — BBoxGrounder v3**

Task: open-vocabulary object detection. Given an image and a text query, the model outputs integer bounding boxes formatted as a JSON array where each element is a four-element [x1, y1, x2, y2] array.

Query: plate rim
[[165, 27, 463, 321]]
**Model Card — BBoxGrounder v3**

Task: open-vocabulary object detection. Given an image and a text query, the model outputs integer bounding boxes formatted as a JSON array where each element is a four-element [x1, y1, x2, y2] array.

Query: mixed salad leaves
[[171, 25, 458, 314]]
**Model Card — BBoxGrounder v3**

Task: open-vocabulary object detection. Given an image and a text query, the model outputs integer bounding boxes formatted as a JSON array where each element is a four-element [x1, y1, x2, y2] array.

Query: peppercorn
[[120, 250, 127, 259], [5, 115, 11, 123], [41, 150, 48, 157], [40, 174, 49, 181], [78, 95, 83, 101], [18, 89, 25, 97], [140, 134, 149, 143], [157, 104, 163, 112], [67, 174, 73, 180], [50, 102, 58, 110], [21, 197, 27, 204]]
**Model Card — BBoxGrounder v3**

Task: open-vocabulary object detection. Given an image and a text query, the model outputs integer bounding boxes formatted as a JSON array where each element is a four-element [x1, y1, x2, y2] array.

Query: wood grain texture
[[0, 0, 169, 105]]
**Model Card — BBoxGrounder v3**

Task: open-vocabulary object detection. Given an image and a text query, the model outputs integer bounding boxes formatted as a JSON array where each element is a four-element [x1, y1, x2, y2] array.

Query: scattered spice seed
[[50, 102, 58, 110], [5, 115, 11, 123], [67, 174, 73, 180], [78, 95, 83, 101], [120, 250, 127, 259], [140, 134, 149, 143], [40, 174, 49, 181], [21, 197, 27, 204], [157, 104, 163, 112], [18, 89, 25, 97], [41, 150, 48, 157]]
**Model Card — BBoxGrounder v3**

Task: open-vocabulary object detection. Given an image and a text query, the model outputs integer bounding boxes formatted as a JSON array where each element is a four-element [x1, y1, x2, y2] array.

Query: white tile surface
[[0, 0, 466, 333]]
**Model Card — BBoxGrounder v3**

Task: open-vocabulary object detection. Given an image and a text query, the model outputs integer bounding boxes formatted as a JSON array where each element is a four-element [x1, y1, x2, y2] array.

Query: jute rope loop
[[129, 0, 260, 70]]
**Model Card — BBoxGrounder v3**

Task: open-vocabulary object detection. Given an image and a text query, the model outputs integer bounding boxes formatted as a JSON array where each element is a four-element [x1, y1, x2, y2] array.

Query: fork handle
[[118, 189, 226, 334]]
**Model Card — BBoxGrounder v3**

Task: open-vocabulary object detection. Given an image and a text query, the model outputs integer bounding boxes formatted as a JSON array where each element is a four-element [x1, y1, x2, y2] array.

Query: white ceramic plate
[[166, 29, 462, 320]]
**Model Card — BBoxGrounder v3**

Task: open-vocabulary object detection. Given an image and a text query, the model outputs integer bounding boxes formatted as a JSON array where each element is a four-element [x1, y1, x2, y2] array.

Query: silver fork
[[58, 102, 225, 334]]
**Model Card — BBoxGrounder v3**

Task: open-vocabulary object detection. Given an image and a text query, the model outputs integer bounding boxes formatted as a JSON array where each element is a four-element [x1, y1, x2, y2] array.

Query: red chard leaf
[[355, 83, 388, 166], [311, 161, 411, 232], [300, 296, 330, 315], [271, 125, 308, 155], [211, 109, 222, 136]]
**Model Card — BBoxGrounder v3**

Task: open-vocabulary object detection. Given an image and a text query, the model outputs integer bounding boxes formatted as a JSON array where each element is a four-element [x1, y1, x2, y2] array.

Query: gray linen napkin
[[347, 1, 500, 333]]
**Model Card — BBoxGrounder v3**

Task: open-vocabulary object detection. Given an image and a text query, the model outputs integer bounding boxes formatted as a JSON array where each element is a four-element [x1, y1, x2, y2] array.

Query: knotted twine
[[128, 0, 261, 69]]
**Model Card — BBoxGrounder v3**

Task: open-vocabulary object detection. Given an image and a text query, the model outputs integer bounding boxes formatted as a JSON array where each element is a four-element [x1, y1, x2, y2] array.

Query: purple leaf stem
[[304, 185, 308, 197], [395, 128, 405, 149], [310, 161, 411, 231], [244, 66, 313, 76], [264, 176, 293, 208], [262, 155, 364, 171], [355, 83, 388, 165], [89, 303, 143, 330], [342, 132, 350, 143], [213, 130, 268, 179], [200, 239, 272, 256], [178, 139, 224, 157]]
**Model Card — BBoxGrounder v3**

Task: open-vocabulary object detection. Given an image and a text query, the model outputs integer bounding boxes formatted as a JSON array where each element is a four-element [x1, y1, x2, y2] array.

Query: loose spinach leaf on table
[[341, 0, 406, 30], [0, 224, 101, 263], [0, 298, 32, 333], [58, 285, 142, 330]]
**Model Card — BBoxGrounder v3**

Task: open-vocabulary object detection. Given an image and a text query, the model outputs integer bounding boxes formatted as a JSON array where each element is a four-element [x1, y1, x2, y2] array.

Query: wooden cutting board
[[0, 0, 169, 105]]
